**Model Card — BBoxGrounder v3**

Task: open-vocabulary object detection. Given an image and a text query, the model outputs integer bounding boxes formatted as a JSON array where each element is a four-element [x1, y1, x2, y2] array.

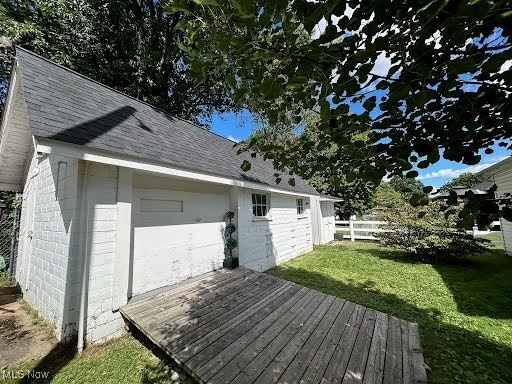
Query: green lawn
[[4, 337, 177, 384], [479, 232, 503, 242], [267, 242, 512, 384], [0, 271, 13, 287]]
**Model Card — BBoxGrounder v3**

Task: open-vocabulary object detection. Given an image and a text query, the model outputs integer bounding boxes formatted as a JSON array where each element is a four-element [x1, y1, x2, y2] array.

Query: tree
[[308, 175, 376, 219], [0, 0, 233, 122], [439, 172, 482, 192], [373, 182, 403, 210], [239, 112, 378, 219], [168, 0, 511, 185], [379, 201, 489, 262], [389, 176, 429, 201]]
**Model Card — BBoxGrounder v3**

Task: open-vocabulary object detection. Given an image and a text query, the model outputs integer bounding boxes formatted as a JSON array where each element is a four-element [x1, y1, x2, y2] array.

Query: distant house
[[431, 180, 495, 201], [478, 158, 512, 255], [0, 48, 338, 345]]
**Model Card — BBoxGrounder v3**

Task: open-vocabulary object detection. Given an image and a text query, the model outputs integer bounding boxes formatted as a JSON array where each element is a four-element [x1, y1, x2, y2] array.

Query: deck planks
[[120, 267, 427, 384]]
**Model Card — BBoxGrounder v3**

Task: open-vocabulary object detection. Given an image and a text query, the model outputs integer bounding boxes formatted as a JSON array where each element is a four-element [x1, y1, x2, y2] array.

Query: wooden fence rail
[[336, 219, 502, 244], [335, 219, 387, 241]]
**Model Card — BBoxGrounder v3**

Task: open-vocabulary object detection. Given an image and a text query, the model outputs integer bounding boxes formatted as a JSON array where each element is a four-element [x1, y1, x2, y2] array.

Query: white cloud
[[371, 52, 391, 77], [418, 156, 509, 180], [311, 5, 357, 40], [311, 17, 328, 40], [226, 135, 241, 143], [499, 60, 512, 74]]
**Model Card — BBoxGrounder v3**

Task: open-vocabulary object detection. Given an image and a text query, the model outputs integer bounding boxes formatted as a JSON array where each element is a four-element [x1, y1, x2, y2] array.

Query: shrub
[[378, 201, 489, 261]]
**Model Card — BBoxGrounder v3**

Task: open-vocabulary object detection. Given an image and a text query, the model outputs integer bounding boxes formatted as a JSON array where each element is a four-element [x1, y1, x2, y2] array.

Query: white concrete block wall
[[15, 150, 37, 286], [84, 162, 123, 342], [16, 152, 81, 341], [238, 190, 313, 271]]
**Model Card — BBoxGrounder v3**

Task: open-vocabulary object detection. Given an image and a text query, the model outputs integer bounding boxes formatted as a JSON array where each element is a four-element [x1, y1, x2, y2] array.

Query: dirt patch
[[0, 287, 57, 367]]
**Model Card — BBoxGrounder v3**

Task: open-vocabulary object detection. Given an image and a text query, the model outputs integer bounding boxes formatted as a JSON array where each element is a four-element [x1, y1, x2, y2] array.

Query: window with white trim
[[252, 193, 269, 217], [296, 198, 304, 215]]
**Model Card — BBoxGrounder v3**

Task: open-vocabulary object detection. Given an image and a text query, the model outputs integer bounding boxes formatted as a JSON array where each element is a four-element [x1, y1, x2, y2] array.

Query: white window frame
[[252, 192, 270, 218], [296, 198, 305, 216]]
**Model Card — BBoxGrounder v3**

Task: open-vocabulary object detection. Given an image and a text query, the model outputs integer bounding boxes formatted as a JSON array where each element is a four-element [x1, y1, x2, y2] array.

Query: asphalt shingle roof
[[16, 47, 319, 196]]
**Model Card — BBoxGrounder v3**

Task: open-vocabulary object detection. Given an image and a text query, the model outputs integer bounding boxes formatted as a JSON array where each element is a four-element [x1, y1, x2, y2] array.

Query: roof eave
[[35, 137, 320, 198]]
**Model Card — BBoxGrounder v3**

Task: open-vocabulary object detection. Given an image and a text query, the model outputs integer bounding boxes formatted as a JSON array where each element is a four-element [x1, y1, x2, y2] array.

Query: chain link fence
[[0, 206, 20, 279]]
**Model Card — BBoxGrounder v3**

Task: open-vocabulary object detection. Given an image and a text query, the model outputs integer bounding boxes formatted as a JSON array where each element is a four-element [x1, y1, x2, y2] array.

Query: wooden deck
[[120, 267, 427, 384]]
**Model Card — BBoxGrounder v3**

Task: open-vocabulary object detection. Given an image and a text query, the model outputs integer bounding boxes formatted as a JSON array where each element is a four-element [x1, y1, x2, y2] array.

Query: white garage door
[[131, 188, 229, 296]]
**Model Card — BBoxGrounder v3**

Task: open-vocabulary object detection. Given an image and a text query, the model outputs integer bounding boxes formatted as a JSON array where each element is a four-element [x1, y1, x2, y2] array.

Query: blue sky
[[210, 110, 511, 189]]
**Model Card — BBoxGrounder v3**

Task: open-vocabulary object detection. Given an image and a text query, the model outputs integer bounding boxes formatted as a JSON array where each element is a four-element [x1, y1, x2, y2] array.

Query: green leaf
[[192, 0, 219, 5], [241, 160, 252, 172], [363, 96, 377, 112], [417, 160, 430, 169], [166, 2, 192, 15], [176, 42, 191, 52], [226, 73, 236, 89]]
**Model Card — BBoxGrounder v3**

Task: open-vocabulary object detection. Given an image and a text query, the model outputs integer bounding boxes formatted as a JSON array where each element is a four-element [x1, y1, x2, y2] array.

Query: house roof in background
[[15, 47, 319, 196], [431, 180, 495, 198]]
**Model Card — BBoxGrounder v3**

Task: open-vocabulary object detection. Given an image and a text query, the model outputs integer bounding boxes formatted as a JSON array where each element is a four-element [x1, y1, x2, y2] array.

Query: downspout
[[77, 162, 90, 353]]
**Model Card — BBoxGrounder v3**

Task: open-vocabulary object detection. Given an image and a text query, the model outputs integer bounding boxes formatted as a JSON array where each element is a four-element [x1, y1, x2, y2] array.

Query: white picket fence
[[335, 219, 387, 241]]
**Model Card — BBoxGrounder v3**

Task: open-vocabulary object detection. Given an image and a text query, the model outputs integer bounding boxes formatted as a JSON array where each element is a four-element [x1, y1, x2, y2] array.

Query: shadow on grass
[[127, 323, 193, 384], [266, 265, 512, 384], [364, 246, 512, 320], [19, 342, 77, 384]]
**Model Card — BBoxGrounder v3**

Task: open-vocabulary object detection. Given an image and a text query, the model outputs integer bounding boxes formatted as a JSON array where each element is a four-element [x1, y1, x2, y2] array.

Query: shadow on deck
[[120, 267, 427, 384]]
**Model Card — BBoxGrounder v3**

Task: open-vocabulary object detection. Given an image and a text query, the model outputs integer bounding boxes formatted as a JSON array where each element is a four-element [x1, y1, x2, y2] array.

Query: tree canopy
[[373, 182, 403, 210], [389, 176, 429, 201], [439, 172, 483, 192], [169, 0, 511, 185], [0, 0, 233, 122], [239, 113, 378, 218]]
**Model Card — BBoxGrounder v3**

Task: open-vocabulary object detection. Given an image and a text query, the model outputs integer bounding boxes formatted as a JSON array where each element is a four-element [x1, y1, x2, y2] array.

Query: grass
[[4, 336, 177, 384], [479, 232, 504, 250], [479, 232, 503, 242], [0, 271, 13, 287], [267, 242, 512, 384]]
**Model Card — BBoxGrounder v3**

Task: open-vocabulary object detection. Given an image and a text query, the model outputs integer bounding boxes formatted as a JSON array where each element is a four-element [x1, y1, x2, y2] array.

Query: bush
[[378, 201, 489, 261]]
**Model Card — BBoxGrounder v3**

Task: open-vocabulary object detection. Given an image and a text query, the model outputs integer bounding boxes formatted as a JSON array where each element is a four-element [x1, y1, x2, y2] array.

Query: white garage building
[[479, 157, 512, 256], [0, 48, 337, 345]]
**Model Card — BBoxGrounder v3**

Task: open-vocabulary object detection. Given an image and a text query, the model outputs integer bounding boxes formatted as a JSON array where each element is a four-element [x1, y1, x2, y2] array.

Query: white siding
[[238, 190, 313, 271], [16, 152, 82, 341], [0, 68, 33, 191], [493, 168, 512, 255]]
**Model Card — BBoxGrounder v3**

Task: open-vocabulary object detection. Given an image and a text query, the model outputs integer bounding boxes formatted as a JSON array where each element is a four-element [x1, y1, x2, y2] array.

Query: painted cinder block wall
[[83, 162, 124, 342], [16, 156, 318, 344], [237, 189, 313, 271], [16, 151, 82, 341]]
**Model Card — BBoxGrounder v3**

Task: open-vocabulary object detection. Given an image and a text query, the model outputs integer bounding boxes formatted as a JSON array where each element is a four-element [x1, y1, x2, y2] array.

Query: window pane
[[262, 206, 267, 216], [252, 194, 256, 204], [256, 194, 261, 204], [262, 194, 267, 205], [253, 206, 256, 215], [256, 206, 262, 216]]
